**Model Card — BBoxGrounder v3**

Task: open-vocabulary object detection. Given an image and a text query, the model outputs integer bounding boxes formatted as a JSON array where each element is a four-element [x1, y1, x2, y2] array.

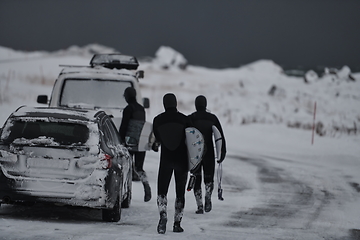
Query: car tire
[[102, 183, 122, 222], [121, 190, 131, 208], [102, 194, 121, 222], [121, 168, 132, 208]]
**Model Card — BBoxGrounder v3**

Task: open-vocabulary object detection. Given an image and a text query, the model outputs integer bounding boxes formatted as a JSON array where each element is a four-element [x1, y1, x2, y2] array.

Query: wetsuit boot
[[138, 171, 151, 202], [204, 182, 214, 212], [194, 189, 204, 214], [173, 197, 184, 232], [157, 195, 167, 234]]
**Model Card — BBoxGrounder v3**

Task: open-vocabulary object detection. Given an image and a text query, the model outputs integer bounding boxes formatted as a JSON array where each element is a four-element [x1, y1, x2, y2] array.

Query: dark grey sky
[[1, 0, 359, 69]]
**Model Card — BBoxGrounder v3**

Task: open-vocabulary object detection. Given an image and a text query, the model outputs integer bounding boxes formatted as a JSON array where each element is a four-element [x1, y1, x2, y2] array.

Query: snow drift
[[0, 44, 359, 137]]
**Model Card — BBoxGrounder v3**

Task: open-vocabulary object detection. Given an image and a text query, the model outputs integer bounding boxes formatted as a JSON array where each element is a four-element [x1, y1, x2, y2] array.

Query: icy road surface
[[0, 47, 359, 239], [1, 125, 359, 240]]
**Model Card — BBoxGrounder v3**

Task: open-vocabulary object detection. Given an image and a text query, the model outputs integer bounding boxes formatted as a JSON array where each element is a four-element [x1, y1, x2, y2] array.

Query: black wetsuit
[[188, 95, 226, 213], [189, 109, 226, 186], [153, 107, 189, 198], [153, 93, 190, 231], [119, 87, 151, 202], [119, 97, 146, 172]]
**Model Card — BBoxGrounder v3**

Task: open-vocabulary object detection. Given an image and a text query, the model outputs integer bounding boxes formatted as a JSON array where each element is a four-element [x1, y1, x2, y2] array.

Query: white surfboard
[[138, 122, 155, 151], [212, 125, 223, 161], [125, 120, 155, 152], [185, 127, 204, 173]]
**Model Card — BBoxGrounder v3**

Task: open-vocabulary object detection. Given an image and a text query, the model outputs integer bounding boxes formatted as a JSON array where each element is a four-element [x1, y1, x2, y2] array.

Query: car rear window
[[3, 120, 89, 146], [60, 79, 132, 109]]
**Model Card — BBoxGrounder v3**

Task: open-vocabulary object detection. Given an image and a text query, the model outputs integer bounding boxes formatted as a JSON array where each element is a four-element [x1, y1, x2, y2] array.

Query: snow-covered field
[[0, 45, 360, 239]]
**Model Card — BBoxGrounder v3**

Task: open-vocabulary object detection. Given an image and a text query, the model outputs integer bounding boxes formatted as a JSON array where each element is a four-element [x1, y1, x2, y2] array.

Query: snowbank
[[152, 46, 188, 70], [0, 45, 359, 137]]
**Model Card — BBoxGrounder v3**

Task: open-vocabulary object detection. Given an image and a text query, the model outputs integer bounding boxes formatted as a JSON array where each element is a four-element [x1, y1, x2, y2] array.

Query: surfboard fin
[[187, 175, 196, 191], [218, 188, 224, 201]]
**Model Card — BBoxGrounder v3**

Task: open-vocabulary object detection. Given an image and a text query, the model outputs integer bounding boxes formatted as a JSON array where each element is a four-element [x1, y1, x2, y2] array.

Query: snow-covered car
[[37, 53, 150, 129], [0, 106, 132, 222]]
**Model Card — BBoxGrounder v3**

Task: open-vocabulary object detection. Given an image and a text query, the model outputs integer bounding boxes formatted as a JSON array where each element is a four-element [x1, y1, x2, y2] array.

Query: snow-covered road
[[1, 125, 359, 240]]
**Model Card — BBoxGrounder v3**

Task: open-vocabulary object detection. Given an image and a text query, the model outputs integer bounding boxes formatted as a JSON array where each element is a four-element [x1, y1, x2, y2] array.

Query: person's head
[[163, 93, 177, 110], [195, 95, 207, 111], [124, 87, 137, 103]]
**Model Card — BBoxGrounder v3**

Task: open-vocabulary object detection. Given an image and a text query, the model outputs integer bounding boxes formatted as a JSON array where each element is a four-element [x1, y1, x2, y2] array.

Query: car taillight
[[101, 154, 112, 169]]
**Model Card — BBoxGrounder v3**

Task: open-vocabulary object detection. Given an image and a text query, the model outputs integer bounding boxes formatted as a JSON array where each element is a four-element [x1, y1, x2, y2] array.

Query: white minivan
[[37, 54, 150, 129]]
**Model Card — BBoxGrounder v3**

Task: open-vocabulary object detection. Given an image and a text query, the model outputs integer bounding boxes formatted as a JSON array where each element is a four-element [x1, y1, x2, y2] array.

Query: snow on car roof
[[11, 106, 102, 122], [59, 66, 137, 81]]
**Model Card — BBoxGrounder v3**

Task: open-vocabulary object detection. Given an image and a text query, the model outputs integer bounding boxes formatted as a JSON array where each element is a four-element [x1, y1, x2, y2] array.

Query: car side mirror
[[37, 95, 48, 104], [136, 70, 144, 79], [143, 98, 150, 108]]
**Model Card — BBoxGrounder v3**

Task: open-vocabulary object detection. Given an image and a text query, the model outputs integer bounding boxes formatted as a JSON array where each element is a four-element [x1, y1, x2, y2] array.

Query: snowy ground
[[0, 45, 360, 239]]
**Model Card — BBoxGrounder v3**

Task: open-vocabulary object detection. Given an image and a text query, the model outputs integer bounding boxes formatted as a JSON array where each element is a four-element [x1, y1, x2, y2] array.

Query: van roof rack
[[90, 53, 139, 70]]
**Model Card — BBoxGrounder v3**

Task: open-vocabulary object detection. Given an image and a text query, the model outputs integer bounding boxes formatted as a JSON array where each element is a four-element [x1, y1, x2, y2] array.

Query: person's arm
[[215, 117, 226, 162], [151, 116, 161, 152]]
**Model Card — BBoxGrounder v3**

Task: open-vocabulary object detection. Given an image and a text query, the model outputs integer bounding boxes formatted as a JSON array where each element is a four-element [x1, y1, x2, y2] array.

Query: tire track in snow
[[224, 155, 333, 231]]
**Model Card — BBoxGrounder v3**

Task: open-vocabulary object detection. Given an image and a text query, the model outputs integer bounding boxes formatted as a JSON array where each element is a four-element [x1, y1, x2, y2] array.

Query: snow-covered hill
[[3, 44, 358, 137]]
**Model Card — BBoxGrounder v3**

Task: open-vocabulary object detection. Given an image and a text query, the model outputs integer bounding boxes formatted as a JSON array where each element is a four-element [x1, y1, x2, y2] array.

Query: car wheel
[[121, 190, 131, 208], [121, 169, 132, 208], [102, 186, 122, 222], [102, 195, 121, 222]]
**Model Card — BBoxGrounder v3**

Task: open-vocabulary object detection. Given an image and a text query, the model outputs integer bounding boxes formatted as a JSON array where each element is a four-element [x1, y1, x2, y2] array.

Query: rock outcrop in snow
[[152, 46, 188, 70]]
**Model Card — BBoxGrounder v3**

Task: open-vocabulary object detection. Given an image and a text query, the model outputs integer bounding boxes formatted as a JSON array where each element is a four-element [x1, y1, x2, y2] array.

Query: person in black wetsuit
[[188, 95, 226, 214], [152, 93, 190, 234], [119, 87, 151, 202]]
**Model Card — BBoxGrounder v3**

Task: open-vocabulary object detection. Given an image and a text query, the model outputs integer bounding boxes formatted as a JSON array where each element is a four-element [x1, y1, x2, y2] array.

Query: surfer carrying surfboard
[[188, 95, 227, 214], [153, 93, 191, 234], [119, 87, 152, 202]]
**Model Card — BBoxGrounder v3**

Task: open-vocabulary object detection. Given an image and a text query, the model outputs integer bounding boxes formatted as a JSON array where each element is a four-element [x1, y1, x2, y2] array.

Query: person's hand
[[152, 142, 159, 152]]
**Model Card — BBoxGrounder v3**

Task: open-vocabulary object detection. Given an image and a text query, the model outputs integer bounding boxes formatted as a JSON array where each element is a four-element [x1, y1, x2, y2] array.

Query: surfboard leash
[[217, 162, 224, 201]]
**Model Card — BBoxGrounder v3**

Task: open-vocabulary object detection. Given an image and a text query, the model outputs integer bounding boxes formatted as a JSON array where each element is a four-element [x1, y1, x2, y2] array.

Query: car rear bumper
[[0, 167, 112, 209]]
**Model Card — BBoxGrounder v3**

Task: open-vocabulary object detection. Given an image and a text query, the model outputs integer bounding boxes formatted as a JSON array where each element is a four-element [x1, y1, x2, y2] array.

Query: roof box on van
[[90, 54, 139, 70]]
